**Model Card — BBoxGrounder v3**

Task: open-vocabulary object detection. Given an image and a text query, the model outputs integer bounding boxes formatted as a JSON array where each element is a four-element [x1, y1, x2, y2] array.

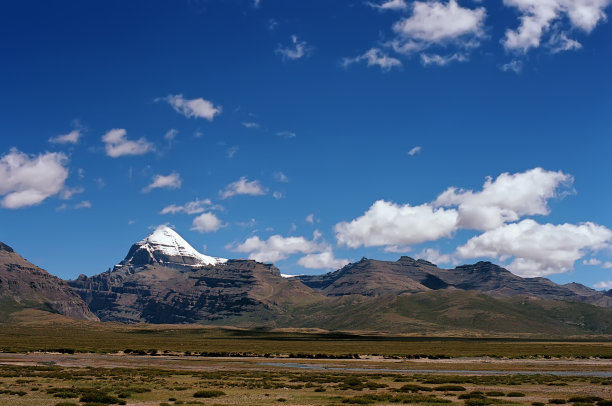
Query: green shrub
[[435, 385, 466, 391], [486, 392, 505, 397], [399, 384, 433, 392], [550, 400, 567, 404], [193, 390, 225, 398], [507, 392, 526, 397], [570, 397, 603, 403]]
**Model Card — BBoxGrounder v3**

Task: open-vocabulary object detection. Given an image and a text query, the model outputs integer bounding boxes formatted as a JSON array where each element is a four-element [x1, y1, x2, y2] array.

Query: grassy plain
[[0, 312, 611, 405]]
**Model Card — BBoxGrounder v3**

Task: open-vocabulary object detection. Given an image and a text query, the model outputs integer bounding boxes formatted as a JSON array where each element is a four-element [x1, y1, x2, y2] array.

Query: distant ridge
[[297, 256, 612, 307], [0, 242, 98, 321]]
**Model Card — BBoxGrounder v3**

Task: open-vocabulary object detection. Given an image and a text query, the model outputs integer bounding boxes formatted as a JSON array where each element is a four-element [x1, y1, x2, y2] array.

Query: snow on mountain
[[122, 225, 227, 267]]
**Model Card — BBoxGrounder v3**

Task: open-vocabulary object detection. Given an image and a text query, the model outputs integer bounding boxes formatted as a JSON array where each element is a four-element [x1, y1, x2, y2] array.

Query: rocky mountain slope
[[0, 242, 98, 321], [68, 226, 320, 323], [297, 257, 612, 307]]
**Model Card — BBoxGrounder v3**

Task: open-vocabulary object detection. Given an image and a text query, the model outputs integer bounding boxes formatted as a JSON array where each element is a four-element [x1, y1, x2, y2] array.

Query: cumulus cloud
[[220, 177, 267, 199], [143, 173, 182, 193], [366, 0, 408, 11], [456, 219, 612, 277], [159, 94, 222, 120], [272, 191, 284, 200], [416, 248, 453, 265], [420, 52, 468, 66], [298, 249, 350, 270], [390, 0, 486, 55], [335, 200, 459, 249], [160, 198, 218, 215], [305, 214, 315, 224], [342, 48, 402, 71], [276, 35, 312, 61], [435, 168, 573, 230], [229, 233, 325, 263], [594, 280, 612, 290], [583, 258, 602, 266], [191, 212, 223, 233], [102, 129, 154, 158], [502, 0, 611, 53], [0, 149, 69, 209]]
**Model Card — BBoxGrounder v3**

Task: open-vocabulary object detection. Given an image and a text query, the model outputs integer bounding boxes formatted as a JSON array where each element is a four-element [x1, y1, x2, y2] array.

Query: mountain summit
[[69, 227, 318, 323], [122, 225, 227, 267]]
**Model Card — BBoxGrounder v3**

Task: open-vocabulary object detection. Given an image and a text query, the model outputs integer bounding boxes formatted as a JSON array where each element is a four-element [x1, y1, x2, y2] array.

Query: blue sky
[[1, 0, 611, 290]]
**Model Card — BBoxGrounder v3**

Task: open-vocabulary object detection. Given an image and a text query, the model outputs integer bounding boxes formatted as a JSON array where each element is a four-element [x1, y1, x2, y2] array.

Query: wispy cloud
[[143, 172, 182, 193], [342, 48, 402, 71], [276, 35, 313, 61], [158, 94, 222, 120], [408, 146, 422, 156]]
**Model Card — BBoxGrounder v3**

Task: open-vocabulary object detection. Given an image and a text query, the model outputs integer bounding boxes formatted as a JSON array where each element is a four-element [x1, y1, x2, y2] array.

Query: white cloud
[[457, 219, 612, 277], [502, 0, 611, 53], [583, 258, 602, 266], [74, 200, 92, 209], [191, 212, 223, 233], [594, 280, 612, 290], [415, 248, 452, 265], [272, 191, 284, 200], [276, 35, 312, 61], [274, 172, 289, 183], [548, 31, 583, 53], [230, 233, 325, 263], [366, 0, 408, 11], [220, 177, 267, 199], [420, 52, 468, 66], [49, 129, 81, 144], [242, 122, 260, 129], [383, 245, 412, 253], [298, 249, 350, 270], [435, 168, 573, 230], [335, 200, 459, 249], [102, 128, 154, 158], [143, 173, 182, 193], [342, 48, 402, 71], [277, 131, 297, 139], [60, 186, 84, 200], [160, 198, 217, 215], [604, 262, 612, 269], [159, 94, 222, 120], [0, 149, 69, 209], [408, 146, 422, 156], [305, 214, 315, 224], [391, 0, 486, 54], [164, 128, 178, 141], [500, 59, 523, 73], [252, 0, 261, 8]]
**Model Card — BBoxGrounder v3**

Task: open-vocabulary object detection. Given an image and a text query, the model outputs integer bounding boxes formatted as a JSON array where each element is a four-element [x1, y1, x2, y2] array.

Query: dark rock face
[[297, 257, 612, 308], [0, 242, 99, 321], [69, 259, 319, 324]]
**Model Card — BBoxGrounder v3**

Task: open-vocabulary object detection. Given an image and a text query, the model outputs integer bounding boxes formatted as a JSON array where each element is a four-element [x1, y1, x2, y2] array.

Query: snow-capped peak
[[125, 225, 227, 266]]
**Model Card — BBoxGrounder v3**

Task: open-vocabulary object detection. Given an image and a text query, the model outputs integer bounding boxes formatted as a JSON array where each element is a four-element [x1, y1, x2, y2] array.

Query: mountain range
[[1, 226, 611, 335]]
